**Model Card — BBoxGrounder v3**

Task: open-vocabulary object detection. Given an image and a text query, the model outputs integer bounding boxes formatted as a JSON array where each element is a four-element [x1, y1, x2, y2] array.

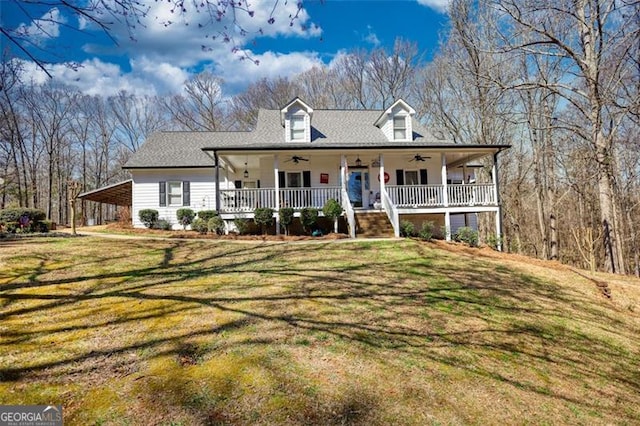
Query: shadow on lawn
[[1, 238, 639, 422]]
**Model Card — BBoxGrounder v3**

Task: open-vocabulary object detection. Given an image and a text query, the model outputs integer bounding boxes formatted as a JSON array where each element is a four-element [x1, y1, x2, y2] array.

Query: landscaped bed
[[1, 237, 639, 425]]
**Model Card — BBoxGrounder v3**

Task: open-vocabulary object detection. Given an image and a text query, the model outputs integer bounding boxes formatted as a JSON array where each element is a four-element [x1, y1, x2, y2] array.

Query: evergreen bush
[[198, 210, 217, 221], [453, 227, 479, 247], [207, 216, 225, 235], [322, 199, 343, 233], [418, 221, 434, 241], [138, 209, 159, 228], [279, 207, 295, 236], [176, 208, 195, 229], [399, 220, 415, 237], [300, 207, 319, 234], [191, 218, 208, 234], [254, 207, 274, 234]]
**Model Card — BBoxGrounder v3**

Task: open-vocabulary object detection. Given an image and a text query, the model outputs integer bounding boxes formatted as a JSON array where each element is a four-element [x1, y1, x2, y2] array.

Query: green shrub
[[254, 207, 274, 235], [0, 208, 46, 224], [191, 218, 208, 234], [399, 220, 415, 237], [154, 219, 172, 230], [207, 216, 225, 235], [198, 210, 218, 221], [322, 199, 343, 233], [176, 208, 195, 229], [138, 209, 159, 228], [453, 226, 479, 247], [300, 207, 319, 234], [279, 207, 295, 236], [486, 233, 502, 250], [418, 221, 434, 241], [234, 218, 250, 235], [35, 220, 53, 233]]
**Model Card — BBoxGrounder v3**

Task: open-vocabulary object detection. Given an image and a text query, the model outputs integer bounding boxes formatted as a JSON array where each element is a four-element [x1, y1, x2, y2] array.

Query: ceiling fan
[[409, 154, 431, 162], [286, 155, 309, 164]]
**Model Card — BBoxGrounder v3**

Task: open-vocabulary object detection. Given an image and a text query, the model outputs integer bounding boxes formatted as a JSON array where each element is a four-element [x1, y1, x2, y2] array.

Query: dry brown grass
[[0, 236, 639, 425]]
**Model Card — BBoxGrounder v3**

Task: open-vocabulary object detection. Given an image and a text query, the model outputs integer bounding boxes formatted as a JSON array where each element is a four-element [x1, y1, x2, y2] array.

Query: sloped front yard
[[1, 237, 639, 425]]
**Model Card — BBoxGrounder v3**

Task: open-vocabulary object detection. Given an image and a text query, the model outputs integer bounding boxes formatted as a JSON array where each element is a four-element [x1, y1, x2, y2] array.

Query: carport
[[78, 180, 132, 207]]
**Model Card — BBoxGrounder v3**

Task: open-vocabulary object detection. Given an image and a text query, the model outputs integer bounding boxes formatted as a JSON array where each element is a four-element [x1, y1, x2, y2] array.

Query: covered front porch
[[210, 148, 503, 240]]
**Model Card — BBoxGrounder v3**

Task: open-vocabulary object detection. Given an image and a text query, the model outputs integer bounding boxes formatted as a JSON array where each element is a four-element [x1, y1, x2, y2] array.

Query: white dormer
[[281, 98, 313, 143], [374, 99, 416, 142]]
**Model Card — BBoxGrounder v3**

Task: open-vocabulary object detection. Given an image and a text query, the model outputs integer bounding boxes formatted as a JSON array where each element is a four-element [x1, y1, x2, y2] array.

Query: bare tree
[[491, 0, 640, 273], [163, 72, 226, 131]]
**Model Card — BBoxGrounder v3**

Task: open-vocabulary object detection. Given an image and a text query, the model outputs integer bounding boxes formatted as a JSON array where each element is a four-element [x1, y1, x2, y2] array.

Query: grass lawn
[[1, 236, 639, 425]]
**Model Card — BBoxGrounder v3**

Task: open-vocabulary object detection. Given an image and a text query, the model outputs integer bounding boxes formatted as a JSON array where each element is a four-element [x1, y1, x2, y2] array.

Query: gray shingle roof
[[124, 108, 458, 169]]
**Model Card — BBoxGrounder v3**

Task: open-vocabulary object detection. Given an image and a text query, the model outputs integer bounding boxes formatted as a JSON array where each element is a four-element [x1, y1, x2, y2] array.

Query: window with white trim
[[287, 172, 302, 188], [168, 181, 183, 206], [404, 170, 419, 185], [393, 116, 407, 140], [290, 116, 305, 141]]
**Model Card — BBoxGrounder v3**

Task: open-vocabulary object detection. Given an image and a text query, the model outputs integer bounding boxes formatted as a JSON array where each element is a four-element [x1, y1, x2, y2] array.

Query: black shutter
[[182, 181, 190, 206], [303, 171, 311, 188], [396, 169, 404, 186], [234, 180, 242, 189], [420, 169, 428, 185], [257, 180, 261, 188], [159, 181, 166, 206], [278, 171, 286, 188]]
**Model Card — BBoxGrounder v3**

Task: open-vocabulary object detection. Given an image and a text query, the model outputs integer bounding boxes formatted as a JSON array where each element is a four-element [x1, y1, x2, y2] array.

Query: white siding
[[379, 105, 413, 141], [131, 168, 216, 229], [284, 106, 311, 143]]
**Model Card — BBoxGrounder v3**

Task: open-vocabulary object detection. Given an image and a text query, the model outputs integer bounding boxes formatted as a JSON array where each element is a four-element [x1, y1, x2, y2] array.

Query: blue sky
[[1, 0, 450, 96]]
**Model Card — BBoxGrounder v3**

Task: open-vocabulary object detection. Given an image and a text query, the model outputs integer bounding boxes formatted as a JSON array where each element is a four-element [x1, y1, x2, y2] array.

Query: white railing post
[[441, 153, 449, 207]]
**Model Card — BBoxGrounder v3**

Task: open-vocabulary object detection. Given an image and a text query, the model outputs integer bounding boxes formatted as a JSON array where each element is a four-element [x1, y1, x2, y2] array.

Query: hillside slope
[[1, 237, 639, 425]]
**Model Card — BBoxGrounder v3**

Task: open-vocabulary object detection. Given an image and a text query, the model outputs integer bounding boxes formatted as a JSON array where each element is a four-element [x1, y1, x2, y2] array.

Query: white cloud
[[83, 1, 321, 68], [16, 8, 66, 41], [363, 25, 380, 46], [215, 50, 323, 92], [18, 58, 189, 97], [416, 0, 450, 13]]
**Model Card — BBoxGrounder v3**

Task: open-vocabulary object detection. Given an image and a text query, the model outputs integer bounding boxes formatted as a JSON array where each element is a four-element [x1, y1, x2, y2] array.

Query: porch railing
[[220, 187, 342, 213], [280, 187, 341, 210], [219, 184, 496, 213], [386, 184, 495, 208], [220, 188, 276, 212], [387, 184, 444, 207], [341, 187, 356, 238], [448, 184, 495, 206], [380, 187, 400, 237]]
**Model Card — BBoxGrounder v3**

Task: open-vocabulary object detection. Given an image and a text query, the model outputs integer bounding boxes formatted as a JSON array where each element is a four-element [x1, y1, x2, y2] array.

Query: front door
[[348, 171, 369, 208]]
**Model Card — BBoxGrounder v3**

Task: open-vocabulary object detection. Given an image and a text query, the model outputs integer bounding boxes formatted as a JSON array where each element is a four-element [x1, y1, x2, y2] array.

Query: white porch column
[[441, 153, 449, 207], [442, 153, 451, 241], [379, 154, 385, 195], [340, 154, 347, 193], [274, 154, 280, 235], [445, 211, 451, 241], [492, 153, 503, 251], [491, 157, 499, 205]]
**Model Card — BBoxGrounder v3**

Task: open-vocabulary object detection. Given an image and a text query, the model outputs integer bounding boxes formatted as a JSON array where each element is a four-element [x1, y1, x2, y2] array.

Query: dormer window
[[393, 116, 407, 140], [290, 115, 305, 141], [281, 97, 313, 143], [374, 99, 416, 142]]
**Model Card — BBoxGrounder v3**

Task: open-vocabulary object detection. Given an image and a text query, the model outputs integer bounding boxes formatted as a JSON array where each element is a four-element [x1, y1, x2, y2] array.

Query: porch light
[[355, 157, 362, 167], [243, 162, 249, 178]]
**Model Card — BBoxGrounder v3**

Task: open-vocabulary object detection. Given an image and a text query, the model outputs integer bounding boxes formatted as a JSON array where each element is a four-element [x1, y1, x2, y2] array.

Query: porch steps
[[354, 211, 395, 238]]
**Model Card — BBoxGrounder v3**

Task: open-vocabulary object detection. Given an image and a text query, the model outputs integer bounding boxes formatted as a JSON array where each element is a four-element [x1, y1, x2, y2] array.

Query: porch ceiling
[[78, 180, 132, 206], [219, 147, 503, 171]]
